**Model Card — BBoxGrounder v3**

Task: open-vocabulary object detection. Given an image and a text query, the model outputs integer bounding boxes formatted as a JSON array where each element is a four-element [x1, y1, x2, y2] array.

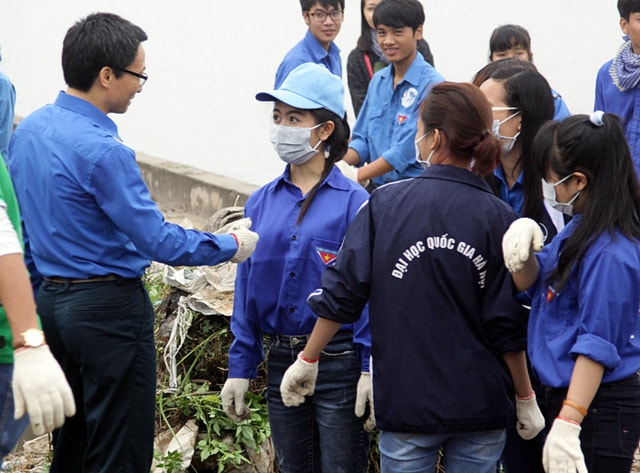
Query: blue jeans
[[379, 429, 506, 473], [38, 278, 156, 473], [539, 373, 640, 473], [0, 364, 29, 465], [266, 331, 369, 473]]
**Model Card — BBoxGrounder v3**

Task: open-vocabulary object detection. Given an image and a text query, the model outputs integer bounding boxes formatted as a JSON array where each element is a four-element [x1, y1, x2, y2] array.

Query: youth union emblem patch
[[316, 248, 338, 265], [401, 87, 418, 107]]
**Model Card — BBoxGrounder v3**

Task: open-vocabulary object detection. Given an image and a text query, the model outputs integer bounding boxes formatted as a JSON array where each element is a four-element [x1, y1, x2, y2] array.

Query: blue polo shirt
[[228, 165, 371, 378], [595, 59, 640, 176], [493, 165, 524, 216], [9, 91, 237, 279], [274, 30, 342, 88], [349, 52, 444, 186], [526, 216, 640, 387], [0, 70, 16, 164]]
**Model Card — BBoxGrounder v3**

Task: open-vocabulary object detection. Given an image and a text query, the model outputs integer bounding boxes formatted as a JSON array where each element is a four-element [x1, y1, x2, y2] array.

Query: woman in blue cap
[[220, 62, 371, 472]]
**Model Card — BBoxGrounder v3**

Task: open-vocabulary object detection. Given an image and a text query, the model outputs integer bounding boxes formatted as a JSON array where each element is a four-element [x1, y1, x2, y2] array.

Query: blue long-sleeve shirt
[[349, 52, 444, 186], [274, 30, 342, 88], [525, 216, 640, 387], [9, 91, 237, 279], [228, 165, 371, 378]]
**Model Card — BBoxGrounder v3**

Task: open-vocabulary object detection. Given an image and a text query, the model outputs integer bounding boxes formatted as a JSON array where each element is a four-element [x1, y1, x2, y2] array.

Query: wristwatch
[[13, 329, 46, 349]]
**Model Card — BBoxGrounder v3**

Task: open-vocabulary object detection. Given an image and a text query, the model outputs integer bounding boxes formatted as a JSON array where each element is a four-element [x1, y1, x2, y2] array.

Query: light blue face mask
[[415, 131, 433, 170], [541, 175, 580, 216], [270, 123, 324, 165], [491, 108, 521, 154]]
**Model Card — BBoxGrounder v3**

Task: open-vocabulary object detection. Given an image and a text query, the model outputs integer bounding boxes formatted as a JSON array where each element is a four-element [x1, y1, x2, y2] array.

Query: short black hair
[[62, 12, 147, 92], [373, 0, 425, 31], [618, 0, 640, 19], [489, 24, 531, 56], [300, 0, 344, 12]]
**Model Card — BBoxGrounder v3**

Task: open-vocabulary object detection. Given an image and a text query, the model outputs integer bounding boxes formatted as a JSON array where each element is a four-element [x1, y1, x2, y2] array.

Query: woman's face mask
[[541, 174, 580, 216], [415, 131, 433, 169], [270, 123, 324, 165], [491, 109, 521, 154]]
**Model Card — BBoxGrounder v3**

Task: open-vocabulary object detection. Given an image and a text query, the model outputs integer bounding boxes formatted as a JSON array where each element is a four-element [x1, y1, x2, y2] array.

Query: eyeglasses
[[491, 106, 519, 112], [308, 9, 343, 21], [115, 68, 148, 87]]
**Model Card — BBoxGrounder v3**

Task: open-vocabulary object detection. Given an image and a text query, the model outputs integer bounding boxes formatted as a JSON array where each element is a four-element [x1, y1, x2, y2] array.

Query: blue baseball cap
[[256, 63, 345, 118]]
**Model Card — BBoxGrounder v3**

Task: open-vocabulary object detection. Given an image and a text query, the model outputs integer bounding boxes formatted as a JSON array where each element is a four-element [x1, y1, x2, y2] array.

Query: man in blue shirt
[[595, 0, 640, 176], [0, 47, 15, 165], [343, 0, 444, 188], [9, 13, 257, 473], [274, 0, 344, 88]]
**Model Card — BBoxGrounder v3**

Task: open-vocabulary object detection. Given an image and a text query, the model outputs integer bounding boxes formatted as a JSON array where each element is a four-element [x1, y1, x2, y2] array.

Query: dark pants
[[266, 331, 370, 473], [38, 278, 156, 473], [538, 373, 640, 473]]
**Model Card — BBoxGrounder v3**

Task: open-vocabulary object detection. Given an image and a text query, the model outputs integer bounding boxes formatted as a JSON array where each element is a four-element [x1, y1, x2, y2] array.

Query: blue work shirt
[[9, 91, 237, 279], [551, 88, 570, 121], [493, 165, 524, 217], [595, 59, 640, 176], [526, 216, 640, 387], [228, 165, 371, 378], [0, 70, 16, 165], [274, 30, 342, 88], [349, 52, 444, 186]]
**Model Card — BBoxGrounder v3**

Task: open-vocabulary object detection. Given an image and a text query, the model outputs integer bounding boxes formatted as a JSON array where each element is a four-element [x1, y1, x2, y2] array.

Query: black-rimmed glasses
[[308, 9, 343, 21], [115, 68, 148, 87]]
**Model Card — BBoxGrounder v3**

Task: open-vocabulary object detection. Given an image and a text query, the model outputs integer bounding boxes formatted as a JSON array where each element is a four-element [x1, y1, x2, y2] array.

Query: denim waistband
[[543, 372, 640, 394], [267, 330, 353, 349]]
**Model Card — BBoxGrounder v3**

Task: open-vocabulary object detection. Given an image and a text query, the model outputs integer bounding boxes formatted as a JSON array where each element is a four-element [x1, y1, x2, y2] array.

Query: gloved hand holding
[[355, 372, 375, 432], [229, 218, 259, 263], [335, 160, 370, 188], [13, 345, 76, 436], [515, 392, 545, 440], [279, 352, 319, 407], [543, 417, 588, 473], [221, 378, 251, 422], [502, 217, 544, 273]]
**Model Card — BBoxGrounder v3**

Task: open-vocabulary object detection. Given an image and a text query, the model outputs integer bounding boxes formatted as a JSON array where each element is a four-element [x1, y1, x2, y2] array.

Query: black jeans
[[538, 373, 640, 473], [38, 278, 156, 473]]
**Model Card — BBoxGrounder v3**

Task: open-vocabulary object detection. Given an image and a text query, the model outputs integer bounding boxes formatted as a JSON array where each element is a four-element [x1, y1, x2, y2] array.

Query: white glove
[[515, 393, 545, 440], [502, 218, 544, 273], [355, 372, 375, 432], [543, 417, 588, 473], [335, 160, 370, 188], [229, 220, 259, 263], [220, 378, 251, 422], [12, 345, 76, 436], [279, 353, 319, 407]]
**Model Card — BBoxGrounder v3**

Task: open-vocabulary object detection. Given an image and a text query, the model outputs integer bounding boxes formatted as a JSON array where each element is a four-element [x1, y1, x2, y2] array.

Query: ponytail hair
[[419, 81, 500, 176], [296, 109, 351, 224]]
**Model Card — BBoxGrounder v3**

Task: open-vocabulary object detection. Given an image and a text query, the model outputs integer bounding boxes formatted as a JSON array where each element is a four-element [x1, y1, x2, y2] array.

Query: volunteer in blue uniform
[[502, 111, 640, 473], [220, 63, 371, 473], [8, 13, 258, 473], [280, 81, 544, 473]]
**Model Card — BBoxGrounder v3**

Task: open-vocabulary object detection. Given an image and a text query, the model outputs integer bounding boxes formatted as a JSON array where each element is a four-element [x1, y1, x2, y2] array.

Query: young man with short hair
[[9, 13, 257, 473], [595, 0, 640, 176], [343, 0, 444, 188], [274, 0, 345, 88]]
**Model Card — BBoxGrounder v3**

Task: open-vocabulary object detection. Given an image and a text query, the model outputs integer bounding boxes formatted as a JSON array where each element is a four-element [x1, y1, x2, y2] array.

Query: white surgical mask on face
[[541, 175, 580, 216], [270, 123, 324, 165], [415, 132, 432, 169], [491, 110, 521, 154]]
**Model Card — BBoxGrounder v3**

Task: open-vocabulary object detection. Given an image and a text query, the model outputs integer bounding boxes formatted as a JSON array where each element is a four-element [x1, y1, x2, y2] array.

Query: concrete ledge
[[136, 152, 258, 221]]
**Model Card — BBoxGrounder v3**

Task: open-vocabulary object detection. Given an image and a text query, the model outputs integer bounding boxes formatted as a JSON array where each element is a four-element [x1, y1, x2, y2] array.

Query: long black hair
[[296, 109, 351, 224], [547, 113, 640, 290]]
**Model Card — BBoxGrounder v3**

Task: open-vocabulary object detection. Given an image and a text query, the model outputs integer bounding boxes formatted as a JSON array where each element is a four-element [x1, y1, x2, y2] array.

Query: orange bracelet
[[563, 399, 588, 417]]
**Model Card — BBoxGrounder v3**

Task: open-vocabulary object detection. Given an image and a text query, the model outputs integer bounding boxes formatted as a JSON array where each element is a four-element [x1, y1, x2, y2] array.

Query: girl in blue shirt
[[503, 112, 640, 473], [220, 63, 371, 473]]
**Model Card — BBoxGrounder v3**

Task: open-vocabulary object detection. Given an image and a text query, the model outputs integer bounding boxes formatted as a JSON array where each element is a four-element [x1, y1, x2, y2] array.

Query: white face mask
[[270, 123, 323, 165], [415, 132, 432, 169], [491, 110, 521, 154], [541, 175, 580, 216]]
